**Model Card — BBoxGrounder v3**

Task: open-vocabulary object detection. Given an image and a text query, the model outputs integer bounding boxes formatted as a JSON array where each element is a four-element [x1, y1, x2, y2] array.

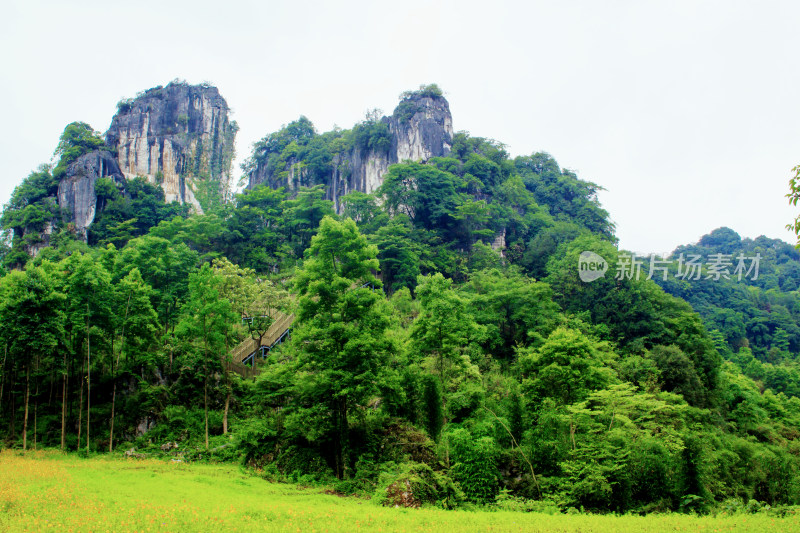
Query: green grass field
[[0, 450, 795, 532]]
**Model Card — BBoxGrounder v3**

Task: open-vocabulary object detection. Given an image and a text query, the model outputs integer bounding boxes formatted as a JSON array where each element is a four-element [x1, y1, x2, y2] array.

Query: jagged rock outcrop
[[246, 89, 453, 212], [342, 92, 453, 198], [57, 150, 123, 241], [105, 81, 237, 210], [392, 93, 454, 162]]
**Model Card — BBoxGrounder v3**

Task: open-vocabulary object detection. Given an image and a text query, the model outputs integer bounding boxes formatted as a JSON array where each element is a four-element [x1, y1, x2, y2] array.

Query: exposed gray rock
[[246, 91, 453, 212], [106, 81, 237, 211], [57, 150, 123, 242], [136, 417, 156, 436], [124, 447, 146, 459], [26, 219, 55, 259], [491, 228, 506, 258], [332, 93, 453, 207], [391, 93, 454, 163]]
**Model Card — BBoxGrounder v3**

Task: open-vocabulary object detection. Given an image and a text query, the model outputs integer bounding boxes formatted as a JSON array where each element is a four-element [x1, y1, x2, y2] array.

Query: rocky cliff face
[[392, 93, 454, 162], [57, 150, 124, 241], [105, 81, 236, 211], [331, 92, 453, 209], [246, 91, 453, 212]]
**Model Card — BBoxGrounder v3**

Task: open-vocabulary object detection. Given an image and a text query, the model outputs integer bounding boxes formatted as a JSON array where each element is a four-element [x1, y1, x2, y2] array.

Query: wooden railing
[[230, 338, 259, 366], [223, 359, 259, 379], [225, 312, 296, 377]]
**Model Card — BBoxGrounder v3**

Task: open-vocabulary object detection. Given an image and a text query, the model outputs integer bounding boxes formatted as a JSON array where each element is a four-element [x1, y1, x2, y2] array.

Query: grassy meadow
[[0, 450, 796, 532]]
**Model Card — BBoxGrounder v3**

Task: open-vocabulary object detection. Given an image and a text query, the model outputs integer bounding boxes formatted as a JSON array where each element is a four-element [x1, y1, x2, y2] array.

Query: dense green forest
[[1, 88, 800, 515]]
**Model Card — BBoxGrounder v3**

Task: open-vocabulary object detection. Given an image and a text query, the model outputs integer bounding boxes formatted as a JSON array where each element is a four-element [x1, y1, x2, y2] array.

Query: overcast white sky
[[2, 0, 799, 254]]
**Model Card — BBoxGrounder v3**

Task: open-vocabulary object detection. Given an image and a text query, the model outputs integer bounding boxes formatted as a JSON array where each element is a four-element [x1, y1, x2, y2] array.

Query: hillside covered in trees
[[1, 82, 799, 514]]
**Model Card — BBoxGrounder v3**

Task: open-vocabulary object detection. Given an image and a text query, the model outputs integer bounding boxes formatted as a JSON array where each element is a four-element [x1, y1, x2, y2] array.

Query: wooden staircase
[[225, 312, 295, 377], [223, 282, 376, 378]]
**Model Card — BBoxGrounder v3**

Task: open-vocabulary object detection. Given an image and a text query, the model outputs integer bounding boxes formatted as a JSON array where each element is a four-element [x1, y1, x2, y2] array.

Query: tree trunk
[[61, 361, 67, 450], [570, 418, 576, 451], [334, 407, 342, 479], [77, 357, 84, 451], [109, 383, 117, 453], [222, 336, 233, 435], [203, 315, 210, 451], [335, 397, 348, 479], [0, 344, 6, 419], [86, 302, 91, 452], [9, 392, 14, 439], [223, 392, 230, 435], [109, 337, 115, 453], [22, 364, 30, 451], [110, 293, 131, 453], [48, 368, 54, 408], [204, 373, 209, 451], [34, 358, 39, 450], [33, 397, 37, 450], [9, 366, 16, 439]]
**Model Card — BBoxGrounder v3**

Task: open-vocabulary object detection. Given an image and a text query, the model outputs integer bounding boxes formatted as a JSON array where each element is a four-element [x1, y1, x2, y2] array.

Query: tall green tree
[[289, 216, 392, 478], [560, 384, 690, 512], [378, 162, 464, 237], [339, 191, 387, 235], [224, 185, 288, 272], [463, 268, 560, 360], [518, 327, 617, 407], [412, 273, 483, 387], [62, 252, 112, 451], [372, 215, 423, 294], [0, 264, 65, 449], [120, 236, 198, 339], [176, 263, 236, 449], [108, 268, 159, 451], [89, 176, 190, 247], [282, 185, 336, 260]]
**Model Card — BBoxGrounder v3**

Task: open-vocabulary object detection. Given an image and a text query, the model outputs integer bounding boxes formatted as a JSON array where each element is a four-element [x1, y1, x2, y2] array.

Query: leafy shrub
[[234, 416, 278, 467], [494, 489, 560, 514], [143, 406, 222, 445], [333, 455, 385, 495], [394, 100, 422, 123], [395, 84, 444, 122], [352, 120, 391, 154], [377, 420, 436, 465], [399, 84, 443, 100], [446, 382, 485, 424], [175, 434, 239, 463], [116, 98, 134, 113], [275, 444, 335, 482], [447, 428, 499, 503], [373, 462, 464, 509]]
